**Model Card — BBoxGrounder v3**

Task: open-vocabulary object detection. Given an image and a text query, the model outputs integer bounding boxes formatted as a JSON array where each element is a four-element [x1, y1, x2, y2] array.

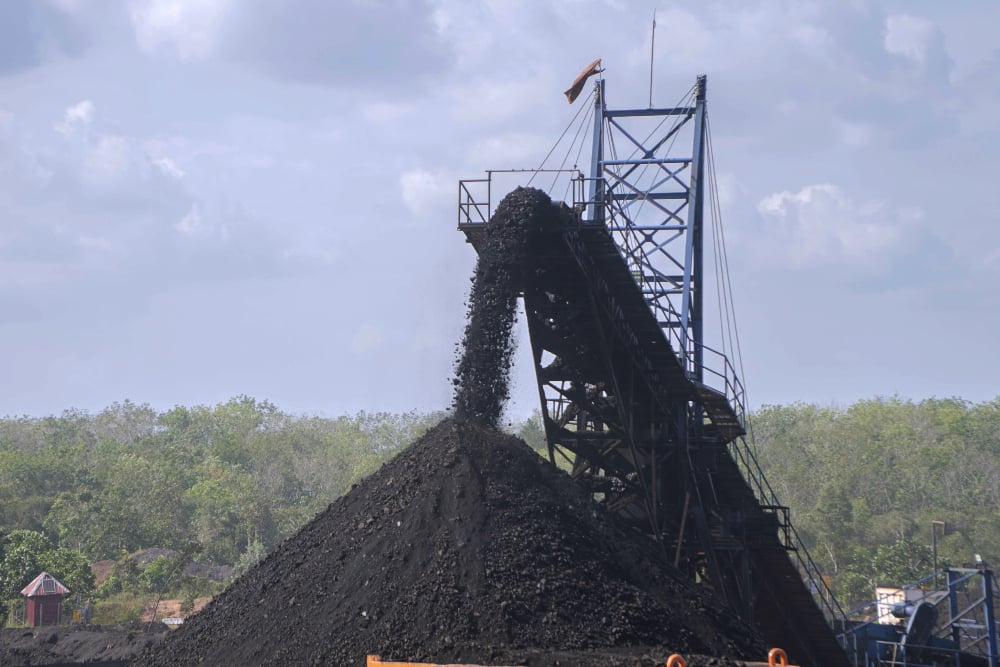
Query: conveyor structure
[[458, 75, 852, 667]]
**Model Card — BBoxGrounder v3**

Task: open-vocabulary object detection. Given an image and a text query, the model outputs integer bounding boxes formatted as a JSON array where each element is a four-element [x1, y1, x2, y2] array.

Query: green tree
[[0, 529, 93, 613]]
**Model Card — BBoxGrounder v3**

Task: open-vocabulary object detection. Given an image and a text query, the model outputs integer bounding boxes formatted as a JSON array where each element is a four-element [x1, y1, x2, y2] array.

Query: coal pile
[[135, 418, 762, 666], [452, 187, 560, 428], [135, 186, 764, 666], [0, 621, 166, 666]]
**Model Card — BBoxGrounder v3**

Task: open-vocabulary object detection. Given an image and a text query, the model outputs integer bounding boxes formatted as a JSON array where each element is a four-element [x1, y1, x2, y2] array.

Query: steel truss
[[458, 75, 851, 667]]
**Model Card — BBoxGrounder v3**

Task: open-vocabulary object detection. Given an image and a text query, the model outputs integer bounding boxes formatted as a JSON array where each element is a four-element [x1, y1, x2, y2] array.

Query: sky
[[1, 0, 998, 420]]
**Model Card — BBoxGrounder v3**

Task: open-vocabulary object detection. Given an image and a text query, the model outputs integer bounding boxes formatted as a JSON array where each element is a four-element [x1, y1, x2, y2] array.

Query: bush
[[92, 591, 145, 624]]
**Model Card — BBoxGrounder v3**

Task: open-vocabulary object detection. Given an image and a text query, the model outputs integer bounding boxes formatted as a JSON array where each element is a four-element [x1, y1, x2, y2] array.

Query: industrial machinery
[[841, 566, 999, 667], [458, 73, 850, 667], [458, 71, 1000, 667]]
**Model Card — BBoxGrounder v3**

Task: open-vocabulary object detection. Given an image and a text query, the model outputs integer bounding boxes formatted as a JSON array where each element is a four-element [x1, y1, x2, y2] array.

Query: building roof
[[21, 572, 70, 597]]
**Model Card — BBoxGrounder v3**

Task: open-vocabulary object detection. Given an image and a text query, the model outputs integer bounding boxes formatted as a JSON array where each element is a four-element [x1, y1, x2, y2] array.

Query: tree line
[[1, 395, 997, 618], [751, 396, 1000, 607], [0, 397, 442, 617]]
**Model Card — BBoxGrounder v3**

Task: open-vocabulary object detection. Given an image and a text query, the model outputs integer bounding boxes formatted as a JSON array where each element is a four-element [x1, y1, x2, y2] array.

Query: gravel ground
[[0, 621, 166, 666]]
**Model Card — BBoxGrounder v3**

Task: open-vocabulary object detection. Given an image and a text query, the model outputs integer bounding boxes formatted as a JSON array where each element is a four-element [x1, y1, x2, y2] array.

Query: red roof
[[21, 572, 69, 597]]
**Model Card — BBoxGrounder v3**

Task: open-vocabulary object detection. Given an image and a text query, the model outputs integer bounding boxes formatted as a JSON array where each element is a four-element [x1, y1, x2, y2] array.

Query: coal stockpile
[[135, 418, 762, 666], [0, 622, 165, 666], [134, 185, 764, 666], [452, 187, 561, 428]]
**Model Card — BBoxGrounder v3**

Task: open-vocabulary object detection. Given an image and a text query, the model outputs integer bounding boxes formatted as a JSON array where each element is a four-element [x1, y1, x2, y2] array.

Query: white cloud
[[400, 169, 454, 218], [713, 172, 740, 209], [78, 235, 113, 252], [175, 203, 204, 235], [884, 15, 937, 65], [755, 184, 908, 268], [834, 119, 873, 148], [653, 8, 714, 65], [128, 0, 232, 60], [449, 75, 555, 124], [469, 132, 548, 168], [44, 0, 87, 14], [55, 99, 95, 136], [174, 202, 235, 242], [352, 323, 385, 354], [82, 135, 132, 189], [152, 157, 185, 180]]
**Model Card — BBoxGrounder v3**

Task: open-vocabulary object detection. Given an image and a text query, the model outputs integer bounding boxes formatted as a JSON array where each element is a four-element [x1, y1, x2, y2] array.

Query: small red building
[[21, 572, 70, 626]]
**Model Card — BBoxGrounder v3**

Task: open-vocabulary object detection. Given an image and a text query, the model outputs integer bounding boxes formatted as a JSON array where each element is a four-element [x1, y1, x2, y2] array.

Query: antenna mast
[[648, 10, 656, 107]]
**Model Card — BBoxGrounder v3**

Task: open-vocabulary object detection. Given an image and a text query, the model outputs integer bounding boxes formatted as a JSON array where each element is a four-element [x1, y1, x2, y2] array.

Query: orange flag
[[564, 58, 603, 104]]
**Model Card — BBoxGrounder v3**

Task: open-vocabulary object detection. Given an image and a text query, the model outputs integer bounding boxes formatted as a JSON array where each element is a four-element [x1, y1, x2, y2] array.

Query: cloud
[[175, 203, 206, 235], [400, 169, 454, 219], [0, 95, 304, 320], [55, 99, 96, 136], [152, 156, 184, 180], [352, 323, 386, 354], [834, 119, 874, 148], [0, 1, 88, 74], [128, 0, 233, 60], [883, 14, 937, 65], [82, 136, 134, 188], [469, 132, 549, 167], [755, 184, 909, 270], [127, 0, 454, 92]]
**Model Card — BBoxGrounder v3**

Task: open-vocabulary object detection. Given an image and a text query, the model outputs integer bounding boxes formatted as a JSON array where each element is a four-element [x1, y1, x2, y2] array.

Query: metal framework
[[458, 75, 851, 667]]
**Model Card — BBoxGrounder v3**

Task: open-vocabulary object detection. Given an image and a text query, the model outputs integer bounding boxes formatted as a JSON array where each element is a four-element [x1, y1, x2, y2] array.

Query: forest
[[1, 395, 998, 621]]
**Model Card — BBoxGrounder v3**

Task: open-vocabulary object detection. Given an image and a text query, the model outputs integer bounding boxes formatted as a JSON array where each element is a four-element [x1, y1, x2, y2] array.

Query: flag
[[564, 58, 603, 104]]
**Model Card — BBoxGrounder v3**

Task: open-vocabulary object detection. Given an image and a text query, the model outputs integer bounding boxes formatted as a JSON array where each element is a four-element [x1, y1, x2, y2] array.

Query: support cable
[[706, 116, 761, 462], [527, 88, 594, 186], [706, 117, 748, 409], [563, 123, 591, 203], [551, 97, 596, 195]]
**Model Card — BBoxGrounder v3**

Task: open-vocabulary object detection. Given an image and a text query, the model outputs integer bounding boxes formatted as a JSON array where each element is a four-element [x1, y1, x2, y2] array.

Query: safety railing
[[457, 169, 586, 228], [727, 431, 850, 632], [692, 342, 747, 420], [872, 640, 962, 667], [458, 178, 490, 227]]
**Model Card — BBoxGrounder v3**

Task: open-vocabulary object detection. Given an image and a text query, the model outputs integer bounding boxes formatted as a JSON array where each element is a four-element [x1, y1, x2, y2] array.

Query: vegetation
[[752, 397, 1000, 607], [0, 397, 442, 622], [0, 395, 997, 621]]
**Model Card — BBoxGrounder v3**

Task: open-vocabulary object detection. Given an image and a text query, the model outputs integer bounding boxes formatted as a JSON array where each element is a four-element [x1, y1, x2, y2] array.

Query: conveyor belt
[[461, 203, 850, 667]]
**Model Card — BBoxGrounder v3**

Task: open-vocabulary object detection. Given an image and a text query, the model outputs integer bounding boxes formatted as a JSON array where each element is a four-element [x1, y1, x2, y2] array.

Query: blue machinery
[[457, 75, 998, 667], [839, 566, 999, 667]]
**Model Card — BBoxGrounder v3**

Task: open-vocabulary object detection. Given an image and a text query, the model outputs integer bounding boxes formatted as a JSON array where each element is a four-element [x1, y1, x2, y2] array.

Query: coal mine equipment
[[458, 75, 852, 667]]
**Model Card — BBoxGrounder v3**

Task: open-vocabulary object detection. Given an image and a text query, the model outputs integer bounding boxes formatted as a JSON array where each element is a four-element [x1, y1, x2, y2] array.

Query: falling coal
[[451, 187, 556, 428]]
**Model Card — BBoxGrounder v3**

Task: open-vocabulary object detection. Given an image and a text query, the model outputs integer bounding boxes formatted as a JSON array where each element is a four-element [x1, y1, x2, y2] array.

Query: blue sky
[[1, 0, 998, 419]]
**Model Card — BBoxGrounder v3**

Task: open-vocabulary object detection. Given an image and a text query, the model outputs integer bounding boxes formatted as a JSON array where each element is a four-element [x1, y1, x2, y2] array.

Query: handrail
[[458, 178, 490, 226], [727, 433, 851, 632], [457, 170, 585, 228]]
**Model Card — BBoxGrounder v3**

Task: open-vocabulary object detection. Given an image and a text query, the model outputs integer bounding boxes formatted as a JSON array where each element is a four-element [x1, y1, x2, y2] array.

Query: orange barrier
[[367, 657, 521, 667], [742, 647, 798, 667], [768, 648, 789, 666], [367, 648, 798, 667]]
